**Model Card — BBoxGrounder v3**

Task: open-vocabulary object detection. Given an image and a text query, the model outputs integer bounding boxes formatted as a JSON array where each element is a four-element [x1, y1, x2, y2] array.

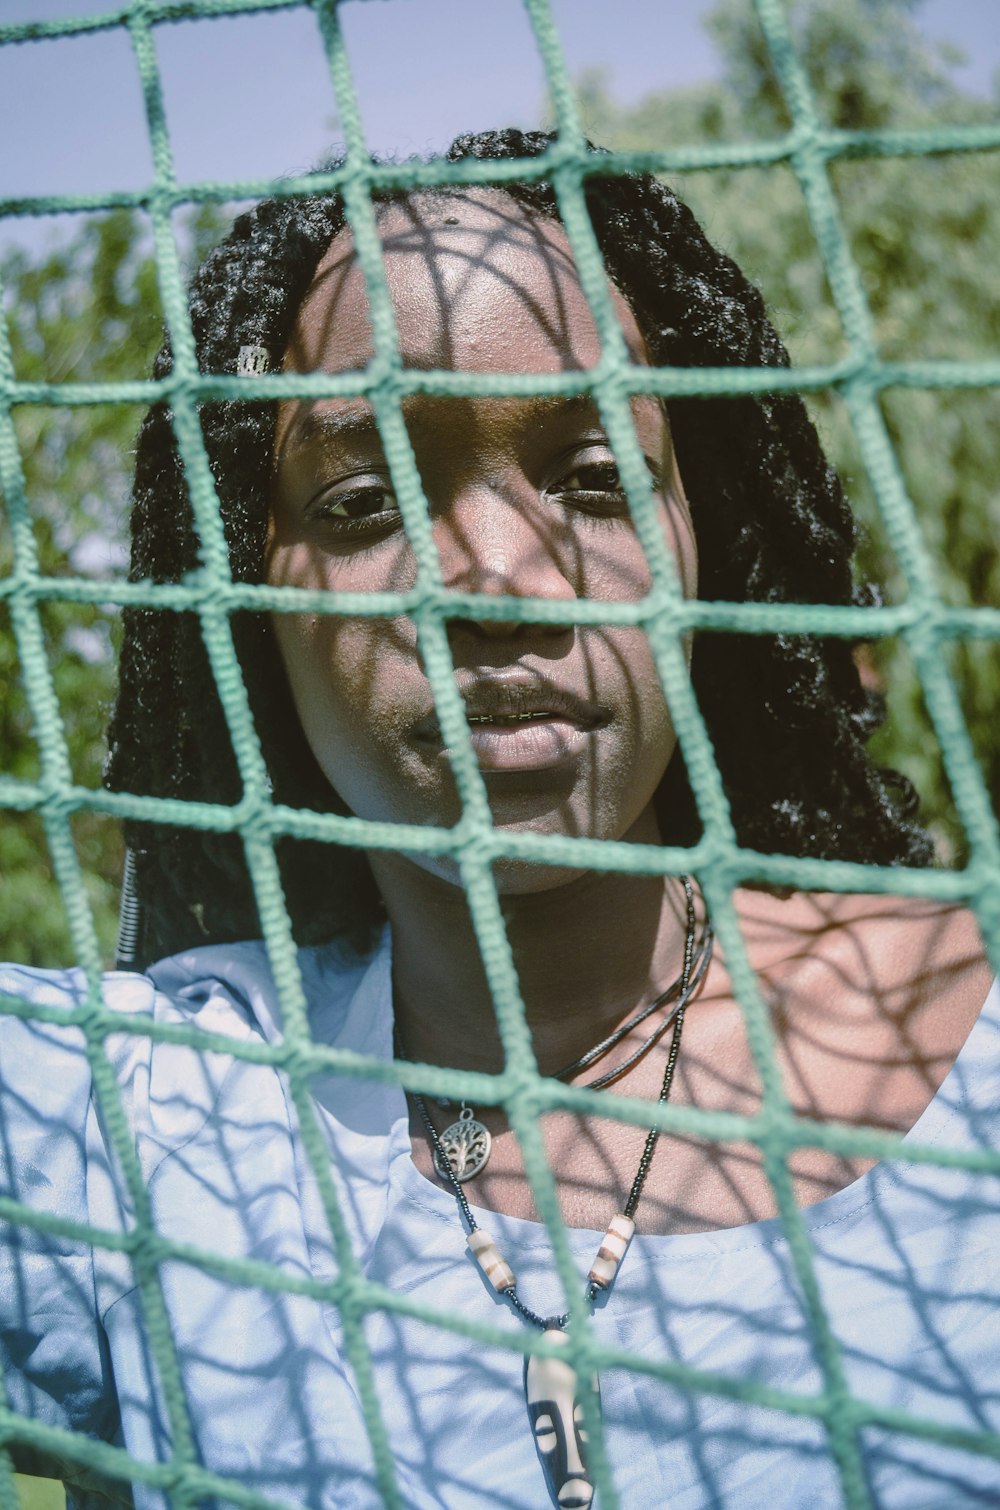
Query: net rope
[[0, 1, 999, 1506]]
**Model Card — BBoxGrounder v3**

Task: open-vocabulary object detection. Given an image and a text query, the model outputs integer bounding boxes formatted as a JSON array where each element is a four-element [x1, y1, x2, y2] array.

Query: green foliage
[[576, 0, 1000, 861], [0, 206, 225, 964], [14, 1475, 64, 1510]]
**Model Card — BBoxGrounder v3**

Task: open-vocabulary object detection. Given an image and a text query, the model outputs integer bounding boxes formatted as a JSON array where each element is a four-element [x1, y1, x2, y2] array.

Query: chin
[[488, 856, 597, 896], [438, 799, 661, 896]]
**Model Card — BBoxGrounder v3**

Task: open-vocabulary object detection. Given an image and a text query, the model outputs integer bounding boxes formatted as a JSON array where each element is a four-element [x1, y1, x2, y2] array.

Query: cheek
[[270, 611, 410, 788], [573, 506, 696, 605], [580, 506, 696, 760], [601, 627, 674, 766], [270, 611, 351, 766], [266, 536, 419, 764], [572, 509, 694, 735]]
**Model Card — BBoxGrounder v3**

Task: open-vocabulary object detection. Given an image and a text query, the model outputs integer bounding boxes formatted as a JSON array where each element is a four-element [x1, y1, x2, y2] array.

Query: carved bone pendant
[[433, 1104, 492, 1182], [524, 1328, 601, 1509]]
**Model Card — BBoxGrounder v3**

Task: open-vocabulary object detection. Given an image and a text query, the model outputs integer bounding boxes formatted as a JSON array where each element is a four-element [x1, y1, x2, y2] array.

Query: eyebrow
[[292, 407, 381, 450], [290, 392, 608, 452]]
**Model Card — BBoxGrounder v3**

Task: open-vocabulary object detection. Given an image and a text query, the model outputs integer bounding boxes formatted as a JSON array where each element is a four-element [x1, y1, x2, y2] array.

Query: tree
[[576, 0, 1000, 861], [1, 207, 223, 964]]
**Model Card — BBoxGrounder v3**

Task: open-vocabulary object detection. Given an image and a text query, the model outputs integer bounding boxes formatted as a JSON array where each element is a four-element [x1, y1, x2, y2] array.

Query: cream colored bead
[[588, 1213, 635, 1289], [467, 1228, 516, 1291]]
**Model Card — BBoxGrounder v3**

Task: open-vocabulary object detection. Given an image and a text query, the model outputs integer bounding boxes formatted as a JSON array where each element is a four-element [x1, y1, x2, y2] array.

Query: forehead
[[282, 189, 649, 378]]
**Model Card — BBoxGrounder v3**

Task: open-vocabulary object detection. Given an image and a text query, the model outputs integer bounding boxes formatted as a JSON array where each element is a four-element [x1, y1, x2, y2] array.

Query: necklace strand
[[410, 875, 706, 1329], [428, 883, 713, 1105], [559, 917, 712, 1091]]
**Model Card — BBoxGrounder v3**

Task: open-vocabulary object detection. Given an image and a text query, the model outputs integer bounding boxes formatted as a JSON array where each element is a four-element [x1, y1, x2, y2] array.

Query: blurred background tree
[[575, 0, 1000, 862], [0, 206, 223, 965]]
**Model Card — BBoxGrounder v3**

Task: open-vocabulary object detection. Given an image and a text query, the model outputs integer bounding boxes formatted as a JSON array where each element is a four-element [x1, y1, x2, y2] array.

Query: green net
[[1, 1, 999, 1506]]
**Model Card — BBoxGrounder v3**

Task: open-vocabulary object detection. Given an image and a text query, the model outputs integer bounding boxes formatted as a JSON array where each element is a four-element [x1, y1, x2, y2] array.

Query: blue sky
[[0, 0, 997, 256]]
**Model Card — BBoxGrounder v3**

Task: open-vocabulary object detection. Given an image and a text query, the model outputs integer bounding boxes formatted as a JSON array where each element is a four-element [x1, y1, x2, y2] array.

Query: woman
[[1, 131, 996, 1509]]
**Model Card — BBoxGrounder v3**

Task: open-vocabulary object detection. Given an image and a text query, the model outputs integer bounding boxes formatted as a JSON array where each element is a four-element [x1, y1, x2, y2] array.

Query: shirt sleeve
[[0, 966, 129, 1507]]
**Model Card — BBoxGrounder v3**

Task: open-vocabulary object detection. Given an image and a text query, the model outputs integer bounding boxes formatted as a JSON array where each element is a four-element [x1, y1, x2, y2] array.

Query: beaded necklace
[[424, 882, 714, 1184], [407, 877, 710, 1510]]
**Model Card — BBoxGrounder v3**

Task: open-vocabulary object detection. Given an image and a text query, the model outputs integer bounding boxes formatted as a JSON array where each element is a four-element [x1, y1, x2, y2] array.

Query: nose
[[563, 1415, 586, 1479], [435, 484, 577, 638]]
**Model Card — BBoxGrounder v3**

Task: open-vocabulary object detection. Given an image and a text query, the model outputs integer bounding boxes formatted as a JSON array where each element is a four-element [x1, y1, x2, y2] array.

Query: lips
[[413, 677, 611, 773]]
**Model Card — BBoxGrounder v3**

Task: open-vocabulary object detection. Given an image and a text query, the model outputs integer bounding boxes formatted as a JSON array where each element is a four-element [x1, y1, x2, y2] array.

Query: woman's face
[[266, 190, 696, 889]]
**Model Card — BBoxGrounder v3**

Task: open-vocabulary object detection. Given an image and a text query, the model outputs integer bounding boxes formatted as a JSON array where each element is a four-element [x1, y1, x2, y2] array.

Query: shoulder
[[1, 930, 389, 1042], [0, 931, 392, 1142], [720, 888, 993, 1132], [143, 930, 392, 1050], [740, 888, 990, 1027], [0, 963, 155, 1127]]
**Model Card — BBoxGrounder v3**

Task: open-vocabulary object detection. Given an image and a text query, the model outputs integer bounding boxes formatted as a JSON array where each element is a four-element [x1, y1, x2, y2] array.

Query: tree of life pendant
[[434, 1104, 492, 1182]]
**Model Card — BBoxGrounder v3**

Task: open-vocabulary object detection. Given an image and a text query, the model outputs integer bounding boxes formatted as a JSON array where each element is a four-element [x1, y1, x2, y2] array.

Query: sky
[[0, 0, 998, 258]]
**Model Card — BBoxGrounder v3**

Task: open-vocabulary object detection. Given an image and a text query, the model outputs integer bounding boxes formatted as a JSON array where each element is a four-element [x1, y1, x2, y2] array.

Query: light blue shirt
[[1, 937, 999, 1509]]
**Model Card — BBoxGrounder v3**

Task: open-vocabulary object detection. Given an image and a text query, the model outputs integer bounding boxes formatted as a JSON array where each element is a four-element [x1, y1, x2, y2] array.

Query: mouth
[[557, 1482, 594, 1509], [465, 708, 595, 729], [414, 680, 611, 773]]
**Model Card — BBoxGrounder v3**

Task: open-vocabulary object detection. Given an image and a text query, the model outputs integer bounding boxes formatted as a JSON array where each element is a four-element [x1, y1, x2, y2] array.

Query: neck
[[374, 825, 696, 1081]]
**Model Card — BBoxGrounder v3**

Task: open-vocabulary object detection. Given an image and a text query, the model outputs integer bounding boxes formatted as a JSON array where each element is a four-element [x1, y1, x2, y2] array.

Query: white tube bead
[[467, 1228, 516, 1292], [588, 1213, 635, 1289]]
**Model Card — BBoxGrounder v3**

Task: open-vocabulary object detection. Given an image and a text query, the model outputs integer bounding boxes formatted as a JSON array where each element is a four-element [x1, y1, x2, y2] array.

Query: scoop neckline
[[394, 976, 1000, 1260]]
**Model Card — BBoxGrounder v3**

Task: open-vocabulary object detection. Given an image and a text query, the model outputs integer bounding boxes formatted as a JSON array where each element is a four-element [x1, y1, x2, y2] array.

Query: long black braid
[[105, 129, 932, 964]]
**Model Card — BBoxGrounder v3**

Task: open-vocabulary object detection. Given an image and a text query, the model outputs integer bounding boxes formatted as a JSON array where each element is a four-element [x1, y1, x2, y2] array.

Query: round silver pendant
[[434, 1105, 492, 1182]]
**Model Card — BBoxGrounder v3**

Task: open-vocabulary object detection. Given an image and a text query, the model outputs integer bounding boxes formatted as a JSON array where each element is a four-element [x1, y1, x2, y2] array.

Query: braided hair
[[105, 128, 932, 963]]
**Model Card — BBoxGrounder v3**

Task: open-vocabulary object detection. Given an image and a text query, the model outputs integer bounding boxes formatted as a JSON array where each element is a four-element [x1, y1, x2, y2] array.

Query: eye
[[559, 459, 623, 493], [553, 454, 626, 509], [547, 445, 657, 520], [533, 1412, 558, 1452], [307, 474, 401, 533]]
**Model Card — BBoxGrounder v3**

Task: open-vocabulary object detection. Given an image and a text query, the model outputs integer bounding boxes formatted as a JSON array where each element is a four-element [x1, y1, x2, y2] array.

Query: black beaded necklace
[[406, 877, 711, 1510], [420, 883, 714, 1184]]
